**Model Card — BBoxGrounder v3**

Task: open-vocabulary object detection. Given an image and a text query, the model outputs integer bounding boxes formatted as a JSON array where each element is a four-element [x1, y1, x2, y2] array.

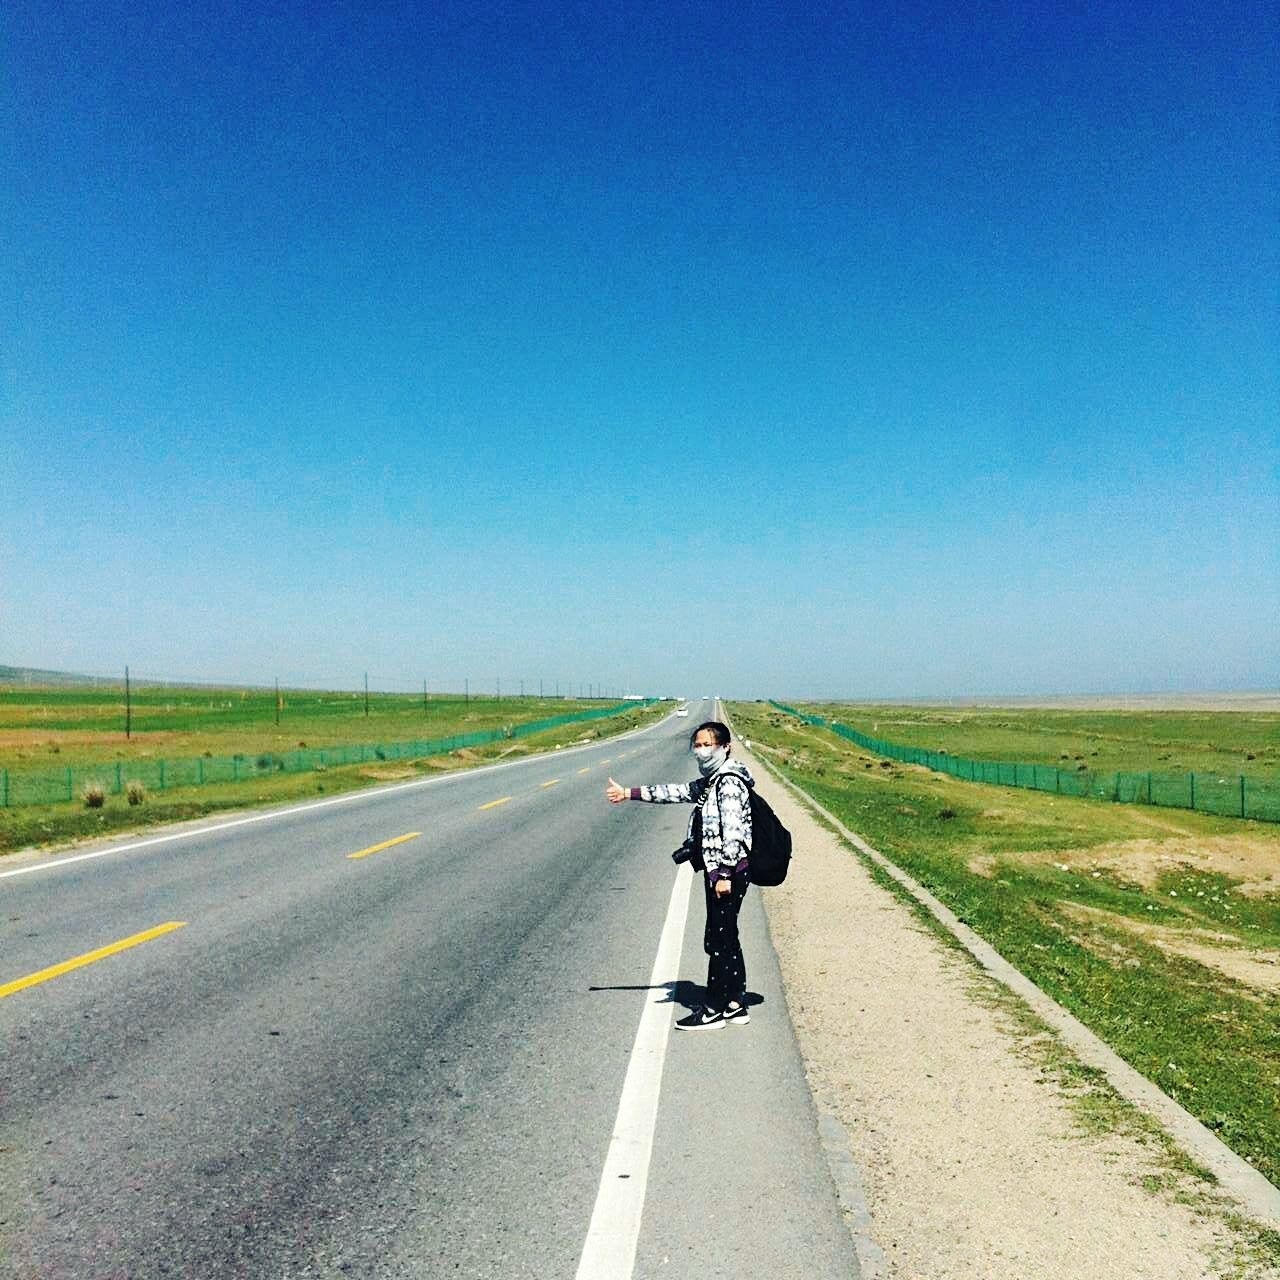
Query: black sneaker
[[724, 1000, 750, 1026], [675, 1006, 727, 1031]]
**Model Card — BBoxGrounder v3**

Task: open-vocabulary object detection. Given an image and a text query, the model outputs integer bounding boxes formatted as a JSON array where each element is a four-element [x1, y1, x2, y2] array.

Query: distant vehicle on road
[[675, 705, 689, 717]]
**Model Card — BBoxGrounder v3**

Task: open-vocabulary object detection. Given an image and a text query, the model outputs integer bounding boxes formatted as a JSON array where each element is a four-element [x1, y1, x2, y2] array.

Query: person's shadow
[[589, 980, 764, 1014]]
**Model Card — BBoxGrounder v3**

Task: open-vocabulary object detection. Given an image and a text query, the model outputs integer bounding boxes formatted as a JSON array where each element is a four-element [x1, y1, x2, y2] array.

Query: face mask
[[693, 745, 728, 776]]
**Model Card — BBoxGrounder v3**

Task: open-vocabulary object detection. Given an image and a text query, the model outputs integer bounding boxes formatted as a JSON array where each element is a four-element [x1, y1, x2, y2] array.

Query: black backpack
[[707, 774, 792, 887]]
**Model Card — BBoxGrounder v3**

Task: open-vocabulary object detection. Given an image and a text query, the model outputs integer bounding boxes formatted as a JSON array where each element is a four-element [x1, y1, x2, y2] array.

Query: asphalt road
[[1, 709, 859, 1279]]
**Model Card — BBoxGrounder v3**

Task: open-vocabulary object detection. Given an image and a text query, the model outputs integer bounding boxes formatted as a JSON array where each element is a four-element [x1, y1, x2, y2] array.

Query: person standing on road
[[606, 720, 753, 1031]]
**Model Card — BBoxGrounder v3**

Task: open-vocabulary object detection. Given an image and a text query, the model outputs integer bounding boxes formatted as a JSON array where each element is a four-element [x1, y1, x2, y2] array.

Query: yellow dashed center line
[[479, 796, 513, 810], [0, 922, 188, 1000], [540, 779, 561, 788], [577, 767, 591, 774], [347, 832, 422, 860]]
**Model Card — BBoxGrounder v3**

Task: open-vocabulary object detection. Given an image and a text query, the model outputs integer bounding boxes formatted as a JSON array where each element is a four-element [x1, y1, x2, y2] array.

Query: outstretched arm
[[606, 776, 700, 804]]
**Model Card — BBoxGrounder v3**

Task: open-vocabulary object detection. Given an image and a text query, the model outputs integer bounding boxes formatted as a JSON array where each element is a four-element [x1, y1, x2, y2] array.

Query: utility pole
[[125, 665, 131, 740], [520, 679, 524, 697], [497, 677, 500, 701], [465, 678, 469, 704], [364, 672, 369, 717], [275, 677, 280, 726], [423, 679, 428, 713]]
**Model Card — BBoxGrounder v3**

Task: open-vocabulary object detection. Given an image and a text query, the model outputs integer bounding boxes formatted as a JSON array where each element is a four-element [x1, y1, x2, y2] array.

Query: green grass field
[[0, 685, 620, 765], [799, 701, 1280, 779], [727, 700, 1280, 1192], [0, 684, 666, 855]]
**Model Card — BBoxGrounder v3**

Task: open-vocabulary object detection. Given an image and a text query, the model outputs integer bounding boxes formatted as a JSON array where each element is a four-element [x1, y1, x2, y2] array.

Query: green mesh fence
[[768, 702, 1280, 824], [0, 700, 658, 809]]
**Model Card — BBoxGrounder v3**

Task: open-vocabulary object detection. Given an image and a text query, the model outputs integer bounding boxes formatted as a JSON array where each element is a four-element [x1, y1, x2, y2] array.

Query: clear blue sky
[[4, 0, 1277, 699]]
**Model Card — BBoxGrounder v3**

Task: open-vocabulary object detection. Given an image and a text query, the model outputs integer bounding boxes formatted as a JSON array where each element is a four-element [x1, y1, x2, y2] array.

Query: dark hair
[[689, 720, 731, 750]]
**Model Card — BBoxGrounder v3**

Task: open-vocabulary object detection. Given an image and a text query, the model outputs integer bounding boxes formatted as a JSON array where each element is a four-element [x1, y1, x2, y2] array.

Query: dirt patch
[[1061, 902, 1280, 995], [1001, 834, 1280, 898]]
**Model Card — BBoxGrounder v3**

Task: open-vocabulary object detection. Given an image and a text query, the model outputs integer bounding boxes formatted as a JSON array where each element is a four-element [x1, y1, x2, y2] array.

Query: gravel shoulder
[[736, 739, 1278, 1280]]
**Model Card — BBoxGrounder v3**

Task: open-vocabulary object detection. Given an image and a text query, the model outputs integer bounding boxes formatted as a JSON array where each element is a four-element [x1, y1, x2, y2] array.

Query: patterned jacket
[[631, 758, 754, 881]]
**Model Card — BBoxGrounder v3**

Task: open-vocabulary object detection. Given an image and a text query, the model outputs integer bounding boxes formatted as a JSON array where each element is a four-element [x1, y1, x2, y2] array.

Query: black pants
[[703, 868, 750, 1012]]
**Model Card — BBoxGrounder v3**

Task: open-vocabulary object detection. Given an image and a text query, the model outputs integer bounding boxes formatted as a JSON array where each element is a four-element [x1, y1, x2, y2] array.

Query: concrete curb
[[814, 1108, 888, 1279], [740, 739, 1280, 1230]]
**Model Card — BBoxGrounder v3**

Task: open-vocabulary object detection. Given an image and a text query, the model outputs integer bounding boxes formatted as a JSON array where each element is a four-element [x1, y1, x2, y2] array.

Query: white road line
[[575, 868, 693, 1280], [0, 712, 676, 882]]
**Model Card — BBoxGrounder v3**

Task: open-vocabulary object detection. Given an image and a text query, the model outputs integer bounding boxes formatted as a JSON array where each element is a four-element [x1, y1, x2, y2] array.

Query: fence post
[[1189, 772, 1195, 810], [197, 758, 204, 785], [66, 767, 72, 802], [1240, 775, 1246, 819], [159, 760, 166, 790], [116, 761, 123, 795], [2, 768, 7, 807], [1055, 768, 1061, 794]]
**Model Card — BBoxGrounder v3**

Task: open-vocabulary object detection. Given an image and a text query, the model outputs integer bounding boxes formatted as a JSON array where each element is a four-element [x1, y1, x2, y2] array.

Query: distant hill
[[0, 666, 338, 693], [0, 664, 120, 687]]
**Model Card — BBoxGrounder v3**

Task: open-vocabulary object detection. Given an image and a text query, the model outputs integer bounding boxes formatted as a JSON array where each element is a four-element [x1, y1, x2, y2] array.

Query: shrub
[[126, 780, 146, 806], [255, 754, 273, 770], [81, 782, 106, 809], [937, 807, 956, 820]]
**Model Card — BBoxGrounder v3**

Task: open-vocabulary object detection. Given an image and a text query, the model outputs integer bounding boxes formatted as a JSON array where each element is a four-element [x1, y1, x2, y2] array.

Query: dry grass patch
[[356, 765, 419, 781], [1061, 902, 1280, 996], [0, 729, 183, 751], [1004, 833, 1280, 898]]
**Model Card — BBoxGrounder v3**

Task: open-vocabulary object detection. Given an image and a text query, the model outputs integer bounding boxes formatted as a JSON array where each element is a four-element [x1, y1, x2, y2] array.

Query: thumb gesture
[[606, 776, 627, 804]]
